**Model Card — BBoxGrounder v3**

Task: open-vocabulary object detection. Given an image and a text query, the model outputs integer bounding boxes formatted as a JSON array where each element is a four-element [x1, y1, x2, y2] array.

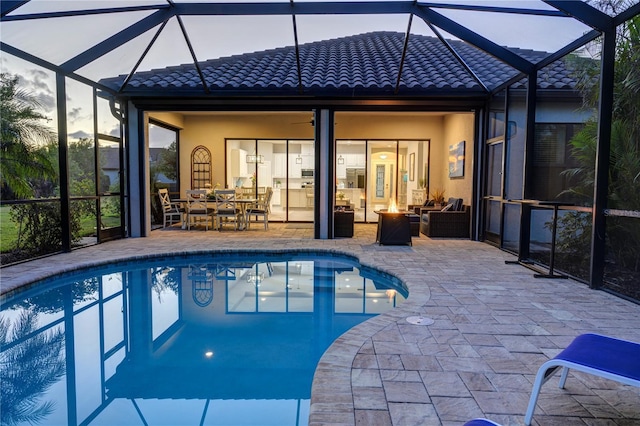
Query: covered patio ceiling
[[2, 1, 639, 99]]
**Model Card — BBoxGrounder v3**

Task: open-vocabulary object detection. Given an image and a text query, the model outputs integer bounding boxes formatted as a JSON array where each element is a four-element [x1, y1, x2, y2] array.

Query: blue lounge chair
[[463, 419, 501, 426], [524, 333, 640, 425]]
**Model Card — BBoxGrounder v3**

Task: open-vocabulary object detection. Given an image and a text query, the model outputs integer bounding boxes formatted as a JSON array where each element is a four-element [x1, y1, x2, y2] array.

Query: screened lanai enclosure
[[1, 1, 639, 302]]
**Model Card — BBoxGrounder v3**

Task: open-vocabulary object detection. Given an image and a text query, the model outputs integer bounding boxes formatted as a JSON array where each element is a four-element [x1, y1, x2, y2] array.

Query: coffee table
[[374, 211, 412, 245]]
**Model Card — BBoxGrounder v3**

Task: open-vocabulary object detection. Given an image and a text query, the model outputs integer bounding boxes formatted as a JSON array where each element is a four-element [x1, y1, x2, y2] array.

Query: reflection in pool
[[0, 253, 406, 426]]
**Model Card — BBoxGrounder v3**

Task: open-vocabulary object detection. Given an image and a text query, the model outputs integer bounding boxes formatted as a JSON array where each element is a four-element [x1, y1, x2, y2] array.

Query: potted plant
[[430, 188, 445, 206]]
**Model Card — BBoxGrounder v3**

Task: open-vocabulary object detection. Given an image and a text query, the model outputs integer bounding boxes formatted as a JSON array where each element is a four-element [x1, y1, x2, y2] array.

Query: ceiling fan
[[290, 119, 315, 125]]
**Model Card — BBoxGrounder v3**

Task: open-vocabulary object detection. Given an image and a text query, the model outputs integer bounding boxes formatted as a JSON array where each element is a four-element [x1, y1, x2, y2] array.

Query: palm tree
[[557, 9, 640, 292], [0, 310, 65, 426], [0, 73, 56, 199]]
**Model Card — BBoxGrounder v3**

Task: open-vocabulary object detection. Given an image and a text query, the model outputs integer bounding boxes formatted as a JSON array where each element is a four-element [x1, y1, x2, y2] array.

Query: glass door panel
[[269, 140, 287, 221], [226, 139, 256, 189], [367, 140, 397, 220], [287, 140, 314, 221], [149, 122, 178, 227], [336, 140, 366, 221], [484, 140, 504, 244], [97, 137, 124, 241]]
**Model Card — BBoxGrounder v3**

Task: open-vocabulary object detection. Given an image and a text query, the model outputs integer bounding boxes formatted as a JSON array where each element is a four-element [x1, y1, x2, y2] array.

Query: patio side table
[[375, 211, 412, 245], [334, 210, 354, 238]]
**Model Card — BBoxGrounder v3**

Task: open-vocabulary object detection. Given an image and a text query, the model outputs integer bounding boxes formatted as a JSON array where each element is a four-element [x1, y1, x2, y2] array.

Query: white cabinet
[[336, 162, 346, 179], [302, 155, 314, 169], [229, 149, 248, 178], [272, 188, 281, 205], [257, 161, 271, 187], [346, 153, 366, 167], [411, 189, 426, 205], [273, 154, 286, 178], [289, 154, 301, 178]]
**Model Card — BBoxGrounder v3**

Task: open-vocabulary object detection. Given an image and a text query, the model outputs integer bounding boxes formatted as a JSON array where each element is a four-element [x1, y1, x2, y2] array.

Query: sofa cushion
[[453, 198, 463, 211]]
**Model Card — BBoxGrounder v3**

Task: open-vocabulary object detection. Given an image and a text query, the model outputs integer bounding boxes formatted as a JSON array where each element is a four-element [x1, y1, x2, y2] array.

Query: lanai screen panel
[[2, 1, 636, 94], [430, 6, 593, 61]]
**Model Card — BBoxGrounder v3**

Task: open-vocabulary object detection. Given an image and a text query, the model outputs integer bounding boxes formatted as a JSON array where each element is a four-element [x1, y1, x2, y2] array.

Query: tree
[[0, 73, 56, 199], [157, 140, 178, 182], [557, 7, 640, 294], [0, 310, 65, 426]]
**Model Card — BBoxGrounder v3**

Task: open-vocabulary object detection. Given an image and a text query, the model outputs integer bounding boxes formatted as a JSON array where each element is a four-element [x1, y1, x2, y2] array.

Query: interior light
[[380, 154, 387, 159], [261, 297, 266, 301], [246, 153, 264, 164], [247, 271, 265, 285], [296, 155, 302, 164], [205, 351, 214, 358], [338, 155, 344, 164]]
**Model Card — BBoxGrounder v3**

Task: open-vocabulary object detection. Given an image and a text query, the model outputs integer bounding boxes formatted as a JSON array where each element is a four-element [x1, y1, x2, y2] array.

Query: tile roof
[[101, 32, 579, 97]]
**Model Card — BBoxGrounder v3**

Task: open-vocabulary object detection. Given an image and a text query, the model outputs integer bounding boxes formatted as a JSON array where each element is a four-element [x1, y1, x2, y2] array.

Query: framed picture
[[409, 153, 415, 181], [448, 140, 465, 178]]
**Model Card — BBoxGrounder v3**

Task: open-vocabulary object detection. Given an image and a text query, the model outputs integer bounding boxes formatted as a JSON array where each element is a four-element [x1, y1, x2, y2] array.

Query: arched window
[[191, 146, 211, 189]]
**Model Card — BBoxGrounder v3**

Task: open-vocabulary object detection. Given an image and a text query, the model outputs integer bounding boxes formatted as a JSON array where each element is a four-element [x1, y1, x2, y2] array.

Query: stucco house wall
[[151, 111, 474, 203]]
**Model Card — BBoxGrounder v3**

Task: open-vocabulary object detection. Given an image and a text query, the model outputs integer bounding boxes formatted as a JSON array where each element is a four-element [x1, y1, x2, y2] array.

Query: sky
[[0, 0, 601, 143]]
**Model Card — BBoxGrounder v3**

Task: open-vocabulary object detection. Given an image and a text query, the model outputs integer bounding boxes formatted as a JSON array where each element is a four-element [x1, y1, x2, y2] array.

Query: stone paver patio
[[2, 223, 639, 425]]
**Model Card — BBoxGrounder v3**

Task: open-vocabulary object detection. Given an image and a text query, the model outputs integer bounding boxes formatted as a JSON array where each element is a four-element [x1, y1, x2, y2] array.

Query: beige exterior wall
[[151, 112, 185, 129], [176, 113, 314, 196], [442, 113, 474, 206], [148, 111, 474, 203]]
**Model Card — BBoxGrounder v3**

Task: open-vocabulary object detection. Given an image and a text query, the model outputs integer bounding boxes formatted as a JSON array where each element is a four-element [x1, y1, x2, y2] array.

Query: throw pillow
[[423, 199, 434, 207], [453, 198, 463, 211], [441, 203, 453, 212]]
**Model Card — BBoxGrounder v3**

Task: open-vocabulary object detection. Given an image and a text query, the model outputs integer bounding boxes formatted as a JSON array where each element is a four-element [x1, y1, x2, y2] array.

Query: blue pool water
[[0, 252, 406, 426]]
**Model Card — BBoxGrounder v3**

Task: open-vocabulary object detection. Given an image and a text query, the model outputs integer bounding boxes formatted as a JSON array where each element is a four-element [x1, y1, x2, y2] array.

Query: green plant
[[556, 10, 640, 295], [430, 188, 445, 204], [0, 311, 65, 426], [7, 202, 82, 261], [0, 73, 56, 199]]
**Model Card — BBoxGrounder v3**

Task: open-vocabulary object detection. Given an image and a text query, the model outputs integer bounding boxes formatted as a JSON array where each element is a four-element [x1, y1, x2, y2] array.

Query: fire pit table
[[374, 210, 412, 246]]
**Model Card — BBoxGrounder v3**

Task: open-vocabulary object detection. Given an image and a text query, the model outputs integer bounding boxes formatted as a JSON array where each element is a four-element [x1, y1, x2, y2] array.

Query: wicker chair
[[420, 204, 470, 238]]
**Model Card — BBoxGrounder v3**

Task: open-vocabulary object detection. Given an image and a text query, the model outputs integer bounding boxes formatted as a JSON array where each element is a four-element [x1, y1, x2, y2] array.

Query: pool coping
[[0, 243, 430, 426], [4, 228, 640, 425]]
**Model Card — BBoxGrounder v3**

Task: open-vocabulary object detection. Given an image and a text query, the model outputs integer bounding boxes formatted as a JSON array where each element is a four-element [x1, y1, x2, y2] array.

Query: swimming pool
[[0, 252, 407, 426]]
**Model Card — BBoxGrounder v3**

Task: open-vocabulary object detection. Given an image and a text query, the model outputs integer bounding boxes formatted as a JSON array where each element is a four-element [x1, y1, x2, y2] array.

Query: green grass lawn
[[0, 206, 19, 252], [1, 205, 121, 253]]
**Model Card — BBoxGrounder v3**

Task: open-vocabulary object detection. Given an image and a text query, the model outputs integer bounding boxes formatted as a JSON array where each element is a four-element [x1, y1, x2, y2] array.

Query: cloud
[[68, 130, 91, 140], [36, 92, 56, 112], [109, 125, 121, 137], [11, 67, 57, 114], [27, 69, 51, 91], [67, 106, 92, 125]]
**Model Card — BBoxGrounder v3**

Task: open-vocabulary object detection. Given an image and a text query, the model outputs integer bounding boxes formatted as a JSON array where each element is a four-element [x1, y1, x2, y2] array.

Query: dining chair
[[240, 187, 255, 199], [186, 189, 215, 230], [158, 188, 184, 228], [245, 187, 273, 230], [214, 189, 243, 230]]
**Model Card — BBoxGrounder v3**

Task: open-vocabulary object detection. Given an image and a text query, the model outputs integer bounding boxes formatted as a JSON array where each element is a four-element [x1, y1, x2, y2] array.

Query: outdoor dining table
[[174, 197, 257, 230]]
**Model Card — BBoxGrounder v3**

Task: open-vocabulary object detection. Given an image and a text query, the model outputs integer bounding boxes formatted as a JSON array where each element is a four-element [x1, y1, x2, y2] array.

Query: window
[[531, 123, 584, 203], [191, 146, 211, 189]]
